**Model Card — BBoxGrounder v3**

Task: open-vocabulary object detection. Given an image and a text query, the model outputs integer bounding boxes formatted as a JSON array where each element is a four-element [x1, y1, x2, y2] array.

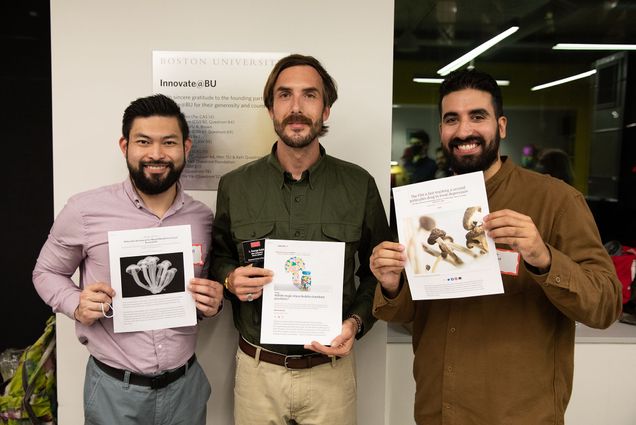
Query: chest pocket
[[321, 223, 361, 267], [232, 222, 275, 243]]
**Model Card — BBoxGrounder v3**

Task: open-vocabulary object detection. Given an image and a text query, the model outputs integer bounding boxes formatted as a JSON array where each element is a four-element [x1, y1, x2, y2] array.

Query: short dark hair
[[263, 54, 338, 110], [409, 130, 430, 146], [439, 69, 504, 118], [537, 148, 574, 185], [122, 94, 189, 141]]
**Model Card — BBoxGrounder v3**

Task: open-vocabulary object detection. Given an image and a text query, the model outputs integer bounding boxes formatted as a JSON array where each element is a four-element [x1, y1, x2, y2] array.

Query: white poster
[[108, 225, 197, 333], [152, 51, 287, 190], [261, 239, 344, 345], [393, 172, 504, 300]]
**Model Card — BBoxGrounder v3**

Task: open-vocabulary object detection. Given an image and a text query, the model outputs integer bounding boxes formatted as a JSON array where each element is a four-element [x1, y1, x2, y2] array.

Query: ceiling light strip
[[530, 70, 596, 91], [437, 26, 519, 76], [553, 43, 636, 51], [413, 77, 510, 86]]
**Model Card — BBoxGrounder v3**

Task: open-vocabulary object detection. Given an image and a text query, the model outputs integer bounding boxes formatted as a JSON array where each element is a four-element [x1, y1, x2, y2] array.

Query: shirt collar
[[266, 142, 326, 189], [485, 156, 513, 196], [123, 177, 185, 214]]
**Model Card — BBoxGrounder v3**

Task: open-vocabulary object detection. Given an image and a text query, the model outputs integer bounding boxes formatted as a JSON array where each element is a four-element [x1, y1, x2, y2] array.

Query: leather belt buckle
[[283, 354, 302, 370], [150, 372, 169, 390]]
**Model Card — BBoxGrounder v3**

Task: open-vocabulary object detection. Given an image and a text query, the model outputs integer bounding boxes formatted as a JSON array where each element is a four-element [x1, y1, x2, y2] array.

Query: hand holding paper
[[304, 318, 357, 357], [189, 278, 224, 317], [74, 282, 116, 326], [483, 209, 551, 271], [370, 241, 406, 298], [226, 265, 273, 302]]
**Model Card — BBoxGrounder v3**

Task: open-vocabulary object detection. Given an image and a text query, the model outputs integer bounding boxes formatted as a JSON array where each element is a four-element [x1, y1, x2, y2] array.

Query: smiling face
[[439, 88, 507, 180], [268, 65, 330, 149], [119, 115, 191, 195]]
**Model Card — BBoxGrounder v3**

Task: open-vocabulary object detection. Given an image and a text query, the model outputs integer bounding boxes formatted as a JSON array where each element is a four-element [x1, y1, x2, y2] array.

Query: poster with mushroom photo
[[393, 172, 503, 300], [108, 225, 197, 333]]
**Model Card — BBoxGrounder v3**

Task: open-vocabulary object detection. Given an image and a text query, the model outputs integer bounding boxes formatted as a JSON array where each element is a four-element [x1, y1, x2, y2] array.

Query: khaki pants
[[234, 346, 357, 425]]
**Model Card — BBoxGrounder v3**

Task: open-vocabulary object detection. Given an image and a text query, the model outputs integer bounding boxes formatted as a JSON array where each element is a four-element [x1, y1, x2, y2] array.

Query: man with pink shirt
[[33, 94, 222, 425]]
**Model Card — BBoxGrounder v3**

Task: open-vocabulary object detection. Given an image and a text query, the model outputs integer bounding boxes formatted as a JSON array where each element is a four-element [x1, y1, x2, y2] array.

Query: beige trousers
[[233, 346, 357, 425]]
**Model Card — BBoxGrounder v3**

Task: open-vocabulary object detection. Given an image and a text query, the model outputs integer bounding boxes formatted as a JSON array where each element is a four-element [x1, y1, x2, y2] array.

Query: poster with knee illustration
[[260, 239, 344, 345]]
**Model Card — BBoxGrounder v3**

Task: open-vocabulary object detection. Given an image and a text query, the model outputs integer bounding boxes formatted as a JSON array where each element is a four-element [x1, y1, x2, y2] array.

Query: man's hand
[[189, 278, 224, 317], [483, 209, 551, 271], [225, 265, 273, 302], [370, 241, 406, 298], [74, 282, 115, 326], [304, 318, 357, 357]]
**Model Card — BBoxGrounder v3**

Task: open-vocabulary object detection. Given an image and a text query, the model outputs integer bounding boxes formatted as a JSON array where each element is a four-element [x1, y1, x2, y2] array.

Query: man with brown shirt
[[371, 69, 622, 425]]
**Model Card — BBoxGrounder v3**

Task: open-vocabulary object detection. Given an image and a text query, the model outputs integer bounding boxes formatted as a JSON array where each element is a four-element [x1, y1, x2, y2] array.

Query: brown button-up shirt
[[374, 157, 622, 425]]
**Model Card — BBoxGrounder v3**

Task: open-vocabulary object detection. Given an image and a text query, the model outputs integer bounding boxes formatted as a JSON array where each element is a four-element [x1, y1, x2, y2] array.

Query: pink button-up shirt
[[33, 179, 213, 374]]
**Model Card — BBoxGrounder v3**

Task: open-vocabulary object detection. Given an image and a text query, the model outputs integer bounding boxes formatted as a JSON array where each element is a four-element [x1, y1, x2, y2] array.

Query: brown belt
[[238, 337, 335, 369]]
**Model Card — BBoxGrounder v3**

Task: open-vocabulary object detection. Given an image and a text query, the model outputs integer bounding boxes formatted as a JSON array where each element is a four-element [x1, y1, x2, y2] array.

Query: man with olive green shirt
[[211, 54, 391, 425]]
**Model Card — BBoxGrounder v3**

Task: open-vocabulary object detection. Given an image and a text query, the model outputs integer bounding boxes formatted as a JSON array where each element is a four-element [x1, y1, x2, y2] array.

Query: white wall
[[51, 1, 394, 424]]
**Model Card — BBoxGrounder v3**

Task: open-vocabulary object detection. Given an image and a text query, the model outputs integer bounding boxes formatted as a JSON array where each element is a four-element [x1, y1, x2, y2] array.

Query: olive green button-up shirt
[[212, 143, 391, 355]]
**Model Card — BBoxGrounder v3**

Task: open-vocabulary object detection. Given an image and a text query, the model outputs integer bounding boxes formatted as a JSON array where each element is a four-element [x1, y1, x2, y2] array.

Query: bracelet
[[348, 314, 363, 335]]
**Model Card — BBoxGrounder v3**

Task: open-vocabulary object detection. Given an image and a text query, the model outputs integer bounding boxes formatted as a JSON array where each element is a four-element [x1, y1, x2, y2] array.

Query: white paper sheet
[[108, 225, 197, 333], [393, 172, 504, 300], [261, 239, 344, 345]]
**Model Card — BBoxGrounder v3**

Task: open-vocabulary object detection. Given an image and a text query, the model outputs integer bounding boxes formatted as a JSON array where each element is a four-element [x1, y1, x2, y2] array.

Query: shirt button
[[294, 231, 300, 237], [555, 276, 561, 283], [294, 196, 302, 202], [449, 327, 456, 333], [447, 366, 453, 373], [444, 403, 451, 409]]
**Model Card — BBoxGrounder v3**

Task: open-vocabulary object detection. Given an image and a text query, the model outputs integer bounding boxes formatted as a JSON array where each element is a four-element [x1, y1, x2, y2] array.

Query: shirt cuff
[[526, 245, 571, 290]]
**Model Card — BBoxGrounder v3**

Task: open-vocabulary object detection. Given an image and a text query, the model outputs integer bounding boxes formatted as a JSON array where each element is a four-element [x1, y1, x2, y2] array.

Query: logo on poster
[[159, 56, 278, 67]]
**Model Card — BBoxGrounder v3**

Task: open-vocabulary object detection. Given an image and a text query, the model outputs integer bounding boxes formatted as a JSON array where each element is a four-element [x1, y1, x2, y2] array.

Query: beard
[[443, 131, 500, 175], [273, 113, 323, 148], [127, 157, 185, 195]]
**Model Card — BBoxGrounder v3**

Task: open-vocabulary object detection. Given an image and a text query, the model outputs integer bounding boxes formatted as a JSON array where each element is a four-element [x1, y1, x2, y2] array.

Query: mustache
[[282, 114, 313, 126], [449, 136, 486, 148]]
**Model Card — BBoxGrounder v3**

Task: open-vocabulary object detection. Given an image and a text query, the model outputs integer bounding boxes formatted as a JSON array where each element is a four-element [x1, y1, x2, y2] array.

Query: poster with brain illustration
[[261, 239, 344, 345], [108, 225, 197, 333]]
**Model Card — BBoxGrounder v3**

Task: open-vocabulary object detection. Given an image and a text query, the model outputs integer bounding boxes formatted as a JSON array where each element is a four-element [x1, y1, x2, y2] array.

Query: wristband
[[348, 314, 363, 335]]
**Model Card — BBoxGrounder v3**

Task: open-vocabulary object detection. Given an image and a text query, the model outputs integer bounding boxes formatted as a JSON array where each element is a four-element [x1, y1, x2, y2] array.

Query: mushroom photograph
[[401, 205, 491, 275], [463, 206, 489, 255], [119, 252, 185, 297]]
